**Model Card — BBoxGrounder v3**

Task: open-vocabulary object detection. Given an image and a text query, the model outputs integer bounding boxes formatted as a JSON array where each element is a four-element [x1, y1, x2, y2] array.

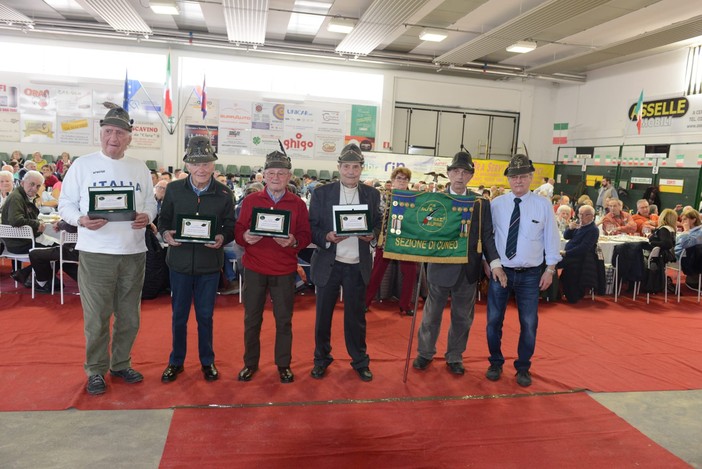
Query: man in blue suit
[[412, 151, 504, 376], [309, 144, 382, 382]]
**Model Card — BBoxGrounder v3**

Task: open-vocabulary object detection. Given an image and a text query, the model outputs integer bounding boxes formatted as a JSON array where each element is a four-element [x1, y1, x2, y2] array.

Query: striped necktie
[[505, 197, 521, 259]]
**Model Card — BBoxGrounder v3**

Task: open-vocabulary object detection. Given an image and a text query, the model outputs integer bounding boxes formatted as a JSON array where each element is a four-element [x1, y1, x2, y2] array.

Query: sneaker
[[110, 368, 144, 383], [86, 375, 106, 395], [485, 364, 503, 381], [516, 370, 532, 387]]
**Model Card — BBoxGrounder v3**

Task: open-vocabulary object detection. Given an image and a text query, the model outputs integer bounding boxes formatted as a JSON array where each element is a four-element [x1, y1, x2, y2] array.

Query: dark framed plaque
[[250, 207, 290, 238], [174, 214, 218, 243], [87, 186, 136, 221], [334, 208, 371, 235]]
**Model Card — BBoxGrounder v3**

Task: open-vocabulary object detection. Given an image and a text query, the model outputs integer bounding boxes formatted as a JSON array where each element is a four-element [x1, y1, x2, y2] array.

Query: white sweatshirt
[[58, 151, 157, 255]]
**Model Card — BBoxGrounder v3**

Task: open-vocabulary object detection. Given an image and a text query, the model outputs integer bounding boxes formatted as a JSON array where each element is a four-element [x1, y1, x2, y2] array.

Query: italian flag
[[676, 154, 685, 167], [164, 53, 173, 118]]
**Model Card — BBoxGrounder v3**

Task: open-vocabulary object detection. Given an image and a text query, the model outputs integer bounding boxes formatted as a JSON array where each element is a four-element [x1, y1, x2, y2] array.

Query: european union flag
[[123, 70, 142, 112]]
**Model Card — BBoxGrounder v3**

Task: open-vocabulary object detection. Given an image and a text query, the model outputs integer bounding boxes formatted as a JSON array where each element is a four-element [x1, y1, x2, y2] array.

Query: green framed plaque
[[174, 214, 218, 243], [333, 207, 371, 236], [250, 208, 291, 238], [87, 186, 136, 221]]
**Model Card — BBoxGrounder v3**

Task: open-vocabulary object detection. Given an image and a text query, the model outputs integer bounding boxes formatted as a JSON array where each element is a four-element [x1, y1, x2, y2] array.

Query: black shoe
[[485, 364, 503, 381], [86, 375, 106, 395], [109, 367, 144, 383], [356, 366, 373, 382], [446, 362, 465, 376], [33, 280, 52, 294], [237, 365, 258, 382], [10, 269, 28, 285], [161, 364, 184, 383], [412, 356, 432, 370], [516, 370, 532, 387], [310, 364, 328, 379], [278, 367, 294, 384], [400, 308, 414, 316], [202, 364, 219, 381]]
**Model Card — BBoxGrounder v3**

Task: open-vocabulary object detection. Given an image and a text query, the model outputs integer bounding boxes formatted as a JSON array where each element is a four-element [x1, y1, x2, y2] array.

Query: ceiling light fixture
[[419, 29, 447, 42], [327, 18, 355, 34], [223, 0, 269, 46], [150, 1, 180, 15], [506, 40, 537, 54]]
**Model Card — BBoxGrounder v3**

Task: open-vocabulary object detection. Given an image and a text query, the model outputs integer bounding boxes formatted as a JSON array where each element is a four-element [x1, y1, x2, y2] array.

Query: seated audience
[[55, 152, 71, 177], [41, 164, 59, 189], [643, 208, 678, 294], [600, 199, 636, 235], [555, 205, 572, 234], [631, 199, 658, 236], [675, 208, 702, 260], [0, 170, 13, 209], [0, 170, 55, 289], [31, 151, 48, 170], [558, 205, 599, 303]]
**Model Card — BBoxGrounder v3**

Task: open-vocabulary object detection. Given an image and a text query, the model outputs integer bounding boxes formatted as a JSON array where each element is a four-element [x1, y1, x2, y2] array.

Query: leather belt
[[503, 266, 540, 273]]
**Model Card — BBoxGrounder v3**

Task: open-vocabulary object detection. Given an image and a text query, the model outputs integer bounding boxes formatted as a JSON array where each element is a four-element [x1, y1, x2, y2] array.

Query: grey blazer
[[309, 181, 382, 287], [426, 196, 499, 287]]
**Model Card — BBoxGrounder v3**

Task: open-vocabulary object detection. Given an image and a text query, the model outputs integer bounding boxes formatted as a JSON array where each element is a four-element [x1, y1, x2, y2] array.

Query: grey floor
[[1, 389, 701, 468]]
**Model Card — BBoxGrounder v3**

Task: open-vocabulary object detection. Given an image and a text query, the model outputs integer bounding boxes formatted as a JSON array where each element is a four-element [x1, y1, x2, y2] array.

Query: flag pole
[[403, 262, 425, 383]]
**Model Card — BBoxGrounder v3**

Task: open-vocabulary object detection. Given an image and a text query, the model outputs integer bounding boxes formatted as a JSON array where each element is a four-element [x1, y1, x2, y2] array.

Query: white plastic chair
[[52, 230, 78, 305], [0, 224, 36, 298], [672, 250, 701, 303]]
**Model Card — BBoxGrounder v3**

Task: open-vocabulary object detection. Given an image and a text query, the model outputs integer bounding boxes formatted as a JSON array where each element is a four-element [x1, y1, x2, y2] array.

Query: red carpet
[[159, 393, 688, 468], [1, 276, 701, 412]]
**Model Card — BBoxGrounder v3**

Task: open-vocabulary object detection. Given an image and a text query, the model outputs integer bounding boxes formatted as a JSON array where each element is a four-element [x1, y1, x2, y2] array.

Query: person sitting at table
[[574, 195, 593, 213], [643, 208, 678, 294], [675, 208, 702, 290], [31, 151, 48, 171], [558, 205, 599, 303], [56, 152, 71, 178], [553, 195, 575, 217], [41, 164, 59, 189], [0, 170, 56, 291], [631, 199, 659, 236], [555, 204, 572, 234], [599, 199, 636, 235]]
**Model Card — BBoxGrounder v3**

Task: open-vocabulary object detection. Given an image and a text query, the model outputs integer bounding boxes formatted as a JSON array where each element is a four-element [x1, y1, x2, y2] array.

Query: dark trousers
[[314, 261, 369, 370], [168, 270, 219, 366], [242, 268, 295, 368], [29, 245, 78, 282]]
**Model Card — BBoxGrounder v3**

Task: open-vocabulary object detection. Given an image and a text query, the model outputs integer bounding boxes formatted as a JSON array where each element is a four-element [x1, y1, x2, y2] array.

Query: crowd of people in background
[[4, 116, 702, 396]]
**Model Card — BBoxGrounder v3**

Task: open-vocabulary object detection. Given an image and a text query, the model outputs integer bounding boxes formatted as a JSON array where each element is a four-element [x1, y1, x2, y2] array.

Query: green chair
[[319, 170, 331, 181], [307, 169, 318, 179], [145, 160, 158, 171], [293, 168, 304, 178], [42, 155, 54, 163], [0, 152, 10, 162], [332, 171, 340, 180], [239, 165, 252, 177], [226, 164, 239, 176], [215, 163, 225, 174]]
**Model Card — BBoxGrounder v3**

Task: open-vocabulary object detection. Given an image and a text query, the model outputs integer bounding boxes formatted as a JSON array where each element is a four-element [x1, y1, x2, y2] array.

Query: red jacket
[[234, 189, 311, 276]]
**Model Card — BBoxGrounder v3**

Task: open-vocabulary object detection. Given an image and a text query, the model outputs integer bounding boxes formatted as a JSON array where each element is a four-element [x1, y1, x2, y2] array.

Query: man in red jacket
[[234, 148, 311, 383]]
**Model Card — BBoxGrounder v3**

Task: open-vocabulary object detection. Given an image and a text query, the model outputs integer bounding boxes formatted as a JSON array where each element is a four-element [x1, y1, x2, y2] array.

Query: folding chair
[[0, 224, 36, 298], [52, 230, 79, 305]]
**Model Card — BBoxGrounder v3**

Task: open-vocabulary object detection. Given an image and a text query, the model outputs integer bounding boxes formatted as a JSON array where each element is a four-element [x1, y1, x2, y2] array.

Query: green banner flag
[[383, 190, 474, 264]]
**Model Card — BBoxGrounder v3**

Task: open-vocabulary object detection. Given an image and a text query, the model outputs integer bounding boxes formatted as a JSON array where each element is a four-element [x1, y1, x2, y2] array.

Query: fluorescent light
[[419, 29, 447, 42], [327, 18, 355, 34], [506, 40, 537, 54], [223, 0, 269, 46], [150, 1, 180, 15]]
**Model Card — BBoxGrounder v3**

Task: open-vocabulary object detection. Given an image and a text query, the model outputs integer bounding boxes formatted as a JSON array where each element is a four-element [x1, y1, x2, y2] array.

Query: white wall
[[8, 35, 698, 173]]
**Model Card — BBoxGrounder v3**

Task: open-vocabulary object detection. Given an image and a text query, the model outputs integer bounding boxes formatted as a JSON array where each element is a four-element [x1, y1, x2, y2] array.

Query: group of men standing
[[17, 106, 559, 395]]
